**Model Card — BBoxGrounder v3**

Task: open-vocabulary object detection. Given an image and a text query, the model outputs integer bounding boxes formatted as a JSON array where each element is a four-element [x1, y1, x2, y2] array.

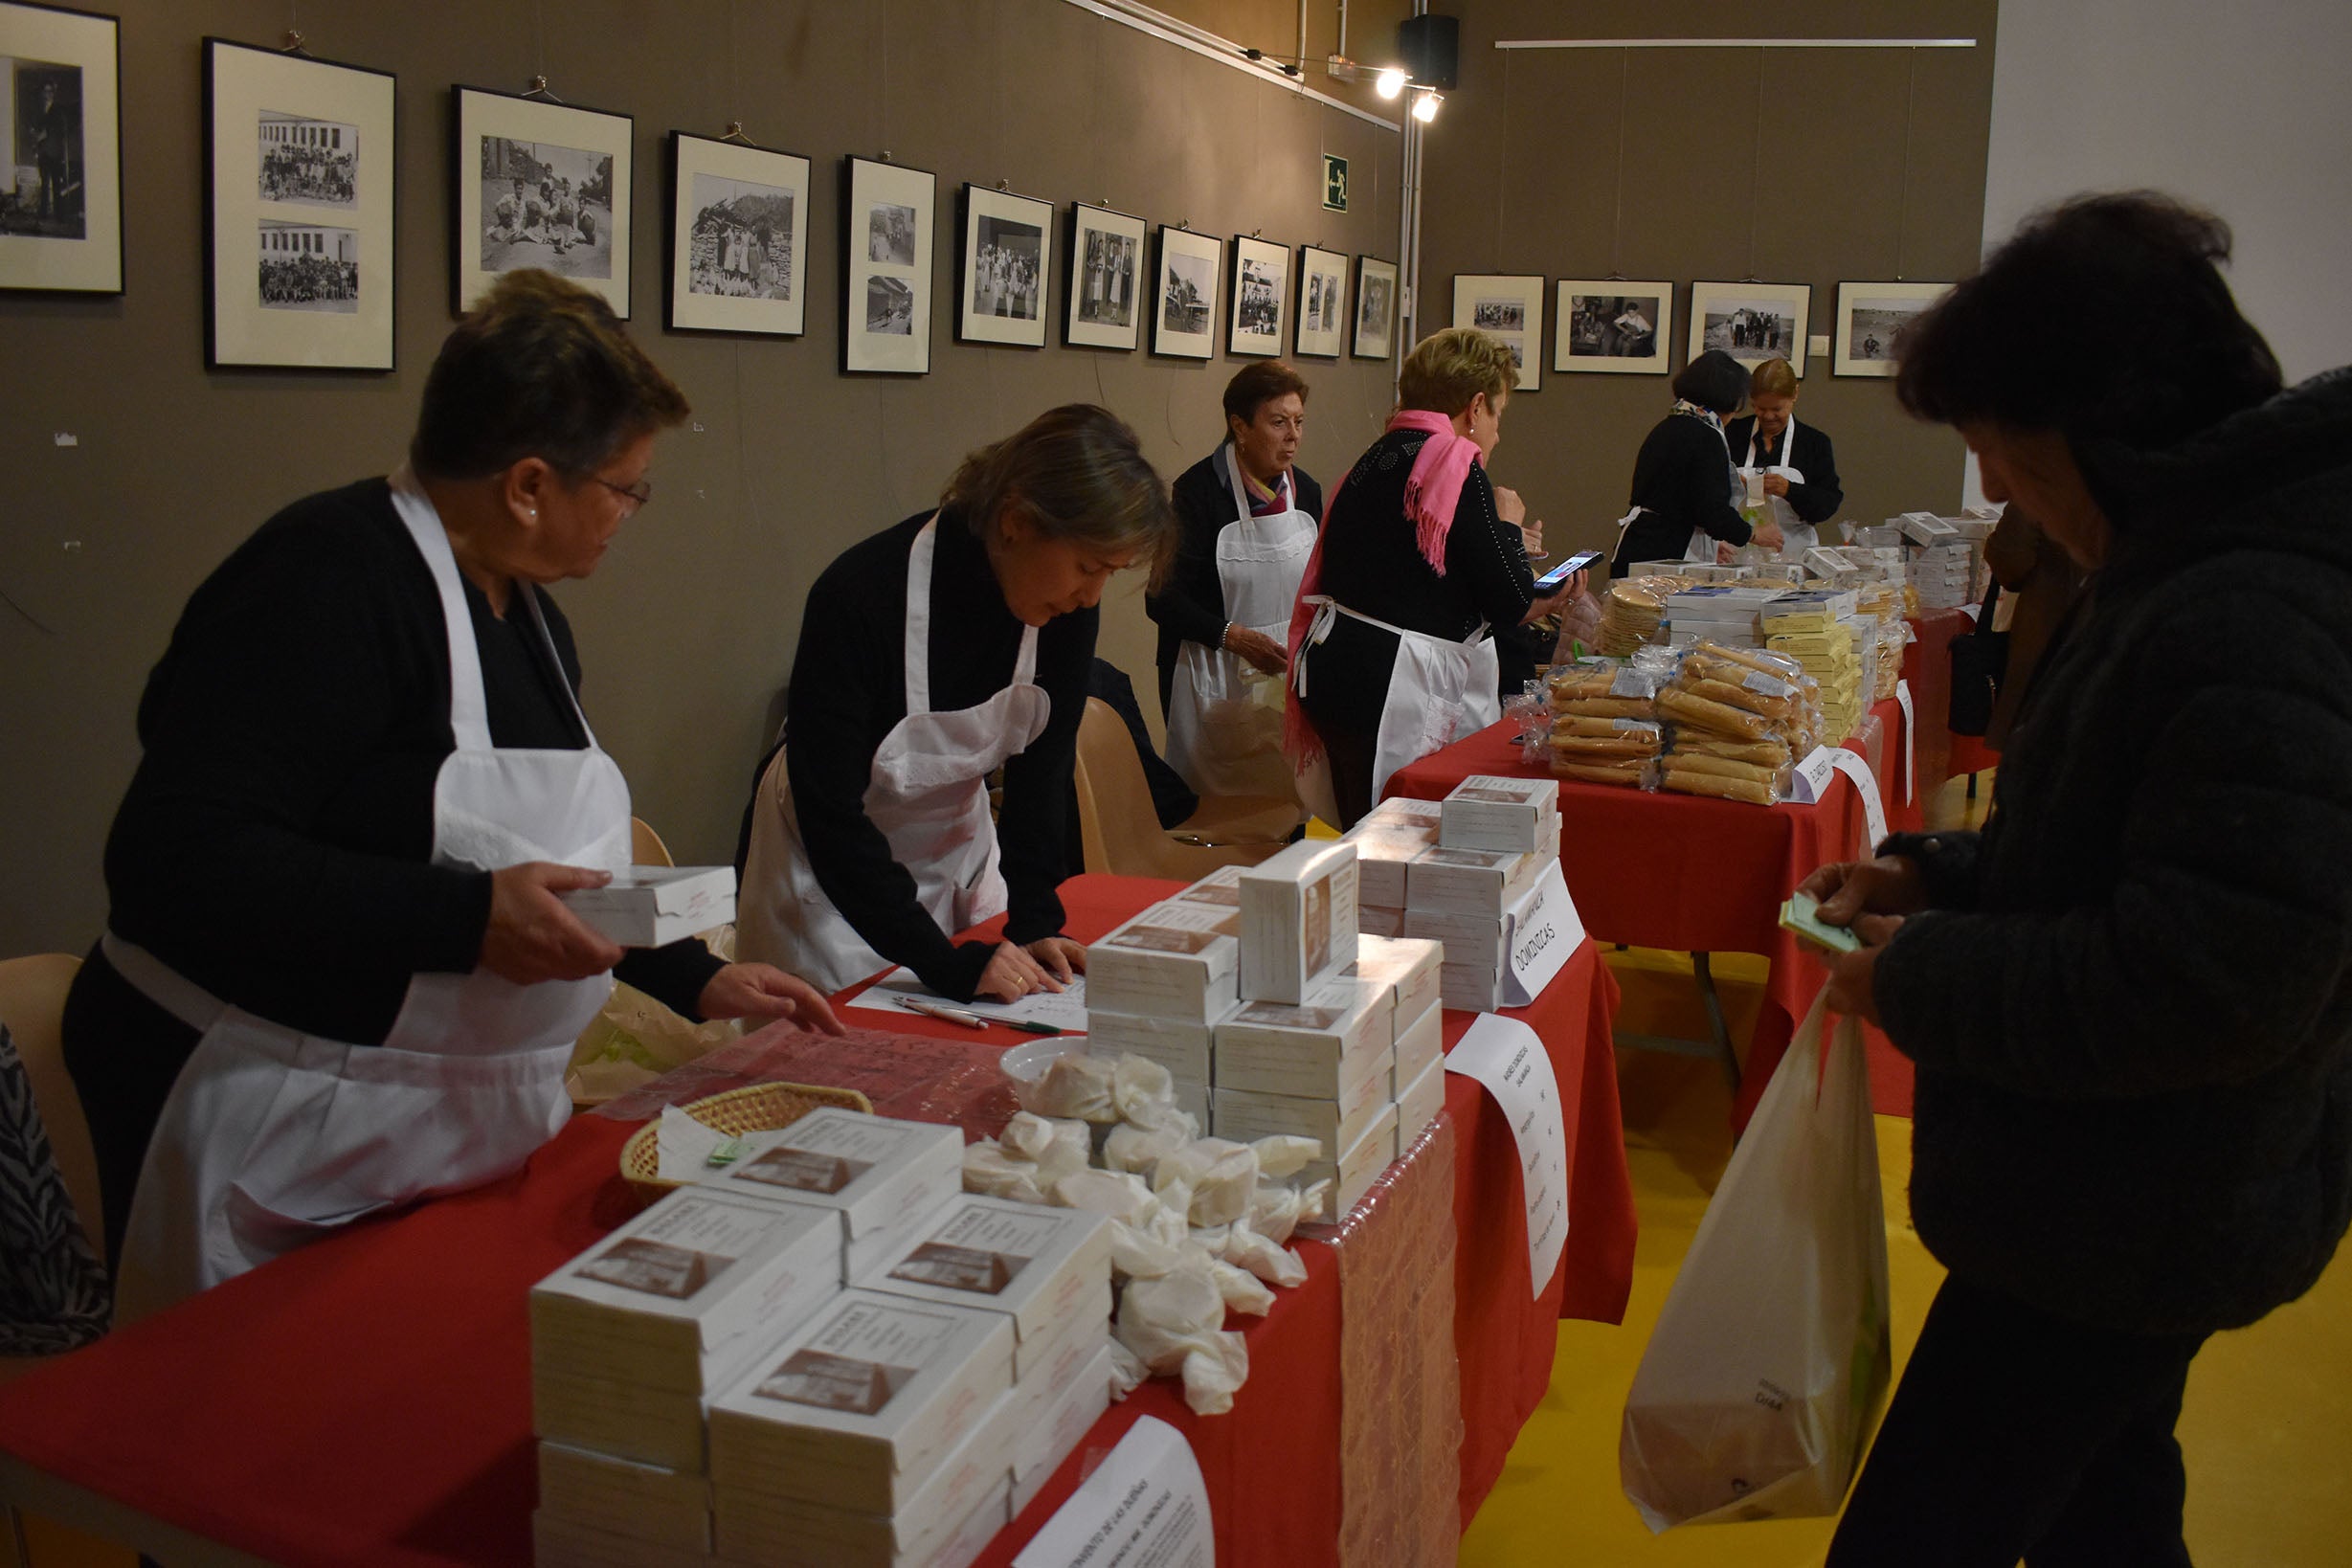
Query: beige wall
[[1414, 1, 1997, 564], [0, 0, 1405, 956]]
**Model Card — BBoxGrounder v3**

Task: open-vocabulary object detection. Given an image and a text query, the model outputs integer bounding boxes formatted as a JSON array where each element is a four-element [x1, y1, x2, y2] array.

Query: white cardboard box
[[1211, 1050, 1394, 1153], [1212, 977, 1394, 1099], [1012, 1345, 1116, 1516], [708, 1290, 1015, 1512], [1395, 1054, 1446, 1144], [1343, 935, 1443, 1035], [1440, 775, 1559, 853], [1358, 903, 1404, 939], [1361, 796, 1444, 831], [532, 1509, 714, 1568], [1392, 1000, 1444, 1085], [1402, 907, 1507, 970], [1007, 1310, 1111, 1433], [1299, 1101, 1400, 1219], [1086, 902, 1242, 1021], [854, 1198, 1109, 1379], [1440, 961, 1506, 1014], [536, 1442, 711, 1555], [698, 1109, 964, 1260], [530, 1363, 709, 1473], [1404, 845, 1537, 916], [1082, 1006, 1224, 1083], [1345, 823, 1436, 907], [559, 865, 737, 948], [529, 1186, 840, 1398], [1169, 863, 1245, 910], [1238, 840, 1361, 1004]]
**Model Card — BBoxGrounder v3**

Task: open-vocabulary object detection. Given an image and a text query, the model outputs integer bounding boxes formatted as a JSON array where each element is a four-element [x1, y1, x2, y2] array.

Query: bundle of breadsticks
[[1545, 660, 1665, 788], [1651, 641, 1822, 806]]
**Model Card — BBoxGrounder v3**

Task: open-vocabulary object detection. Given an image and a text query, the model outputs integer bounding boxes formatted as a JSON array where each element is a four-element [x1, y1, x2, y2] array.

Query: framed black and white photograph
[[1833, 280, 1948, 377], [1688, 280, 1812, 376], [203, 38, 394, 370], [1064, 202, 1145, 351], [1555, 280, 1672, 375], [666, 133, 809, 337], [453, 85, 633, 318], [1228, 235, 1288, 358], [956, 184, 1050, 347], [1453, 274, 1544, 391], [841, 155, 932, 373], [1353, 256, 1398, 360], [0, 1, 122, 294], [1151, 224, 1220, 360], [1293, 244, 1348, 359]]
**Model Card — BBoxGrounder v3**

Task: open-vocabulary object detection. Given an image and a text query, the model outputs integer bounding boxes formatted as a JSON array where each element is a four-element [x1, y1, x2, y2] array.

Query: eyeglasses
[[594, 475, 654, 514]]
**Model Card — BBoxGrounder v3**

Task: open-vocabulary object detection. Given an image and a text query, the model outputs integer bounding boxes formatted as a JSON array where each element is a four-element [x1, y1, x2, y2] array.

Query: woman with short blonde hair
[[1722, 355, 1843, 559], [1285, 328, 1578, 824]]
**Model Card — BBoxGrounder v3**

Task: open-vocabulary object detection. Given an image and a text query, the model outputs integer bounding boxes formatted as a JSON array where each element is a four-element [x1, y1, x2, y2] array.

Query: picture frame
[[1150, 224, 1221, 360], [203, 37, 395, 370], [1688, 280, 1812, 376], [1554, 280, 1672, 375], [453, 85, 633, 318], [1452, 274, 1544, 391], [1352, 256, 1398, 360], [0, 1, 122, 295], [1292, 244, 1349, 359], [666, 132, 810, 338], [1833, 280, 1949, 376], [1064, 202, 1146, 351], [840, 155, 932, 373], [956, 184, 1050, 347], [1228, 235, 1288, 358]]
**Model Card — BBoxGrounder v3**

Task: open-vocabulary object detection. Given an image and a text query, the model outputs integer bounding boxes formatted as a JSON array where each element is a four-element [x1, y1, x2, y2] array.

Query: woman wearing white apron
[[1723, 356, 1846, 562], [1611, 350, 1787, 575], [737, 406, 1180, 1005], [1288, 329, 1582, 825], [1149, 362, 1324, 800], [61, 273, 838, 1320]]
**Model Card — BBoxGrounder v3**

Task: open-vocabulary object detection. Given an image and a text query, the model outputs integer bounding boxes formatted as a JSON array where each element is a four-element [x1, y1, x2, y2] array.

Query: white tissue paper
[[1112, 1053, 1177, 1125], [1038, 1118, 1092, 1187], [1108, 1339, 1149, 1399], [1250, 1135, 1322, 1181], [962, 1141, 1047, 1205], [1104, 1121, 1189, 1180], [1024, 1052, 1119, 1121], [1221, 1220, 1310, 1288], [654, 1105, 726, 1179], [1247, 1182, 1307, 1246], [1050, 1169, 1158, 1226], [999, 1112, 1057, 1161], [1179, 1332, 1250, 1416], [1209, 1259, 1276, 1317], [1109, 1221, 1188, 1280], [1187, 1145, 1261, 1228]]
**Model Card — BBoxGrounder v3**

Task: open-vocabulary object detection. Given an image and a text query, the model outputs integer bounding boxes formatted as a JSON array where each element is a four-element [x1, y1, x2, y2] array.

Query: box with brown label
[[1405, 845, 1538, 916], [1086, 901, 1243, 1021], [1212, 977, 1393, 1099], [696, 1109, 964, 1268], [1238, 840, 1361, 1004], [1440, 775, 1559, 854], [854, 1197, 1110, 1380]]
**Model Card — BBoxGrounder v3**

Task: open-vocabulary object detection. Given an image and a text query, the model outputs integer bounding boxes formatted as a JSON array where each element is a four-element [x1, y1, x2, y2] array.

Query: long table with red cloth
[[1389, 722, 1890, 1129], [0, 875, 1632, 1567]]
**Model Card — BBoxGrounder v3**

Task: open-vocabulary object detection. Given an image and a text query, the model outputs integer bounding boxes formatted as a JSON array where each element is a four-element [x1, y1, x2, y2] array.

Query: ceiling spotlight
[[1411, 90, 1442, 123], [1376, 67, 1407, 100]]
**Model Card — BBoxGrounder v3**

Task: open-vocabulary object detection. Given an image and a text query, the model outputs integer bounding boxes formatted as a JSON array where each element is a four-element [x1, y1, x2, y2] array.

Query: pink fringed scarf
[[1282, 410, 1486, 768]]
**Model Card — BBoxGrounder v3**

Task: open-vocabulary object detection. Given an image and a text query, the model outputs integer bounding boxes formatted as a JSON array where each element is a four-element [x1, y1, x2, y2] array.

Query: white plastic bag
[[1619, 994, 1892, 1531]]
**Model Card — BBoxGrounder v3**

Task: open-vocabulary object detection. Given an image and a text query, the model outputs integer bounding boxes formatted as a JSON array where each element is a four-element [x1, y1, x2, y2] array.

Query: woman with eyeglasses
[[62, 271, 840, 1321]]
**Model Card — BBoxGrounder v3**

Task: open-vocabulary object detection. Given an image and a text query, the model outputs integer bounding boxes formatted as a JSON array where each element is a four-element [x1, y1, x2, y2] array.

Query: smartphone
[[1534, 549, 1603, 591]]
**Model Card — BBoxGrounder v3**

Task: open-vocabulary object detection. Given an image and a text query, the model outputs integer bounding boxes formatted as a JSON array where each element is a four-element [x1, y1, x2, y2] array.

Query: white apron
[[736, 516, 1051, 993], [1164, 448, 1317, 800], [1736, 421, 1815, 561], [109, 471, 630, 1324], [1680, 417, 1748, 563], [1297, 597, 1502, 804]]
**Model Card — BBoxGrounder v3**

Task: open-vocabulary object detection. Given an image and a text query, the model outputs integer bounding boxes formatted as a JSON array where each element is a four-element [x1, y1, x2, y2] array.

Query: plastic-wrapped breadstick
[[1658, 767, 1783, 806], [1657, 687, 1775, 740]]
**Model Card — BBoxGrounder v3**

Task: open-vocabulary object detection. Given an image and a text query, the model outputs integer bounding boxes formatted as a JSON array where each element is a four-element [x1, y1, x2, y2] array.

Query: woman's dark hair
[[1222, 360, 1310, 426], [1896, 191, 2282, 450], [943, 404, 1180, 589], [1672, 349, 1748, 415], [411, 270, 690, 482]]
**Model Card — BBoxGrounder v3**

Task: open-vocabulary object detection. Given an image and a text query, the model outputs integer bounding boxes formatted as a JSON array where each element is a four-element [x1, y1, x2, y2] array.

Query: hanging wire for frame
[[1607, 48, 1629, 280], [521, 76, 565, 103], [279, 30, 313, 58], [1743, 47, 1767, 282], [1892, 48, 1919, 281], [718, 121, 760, 147], [1494, 51, 1510, 266]]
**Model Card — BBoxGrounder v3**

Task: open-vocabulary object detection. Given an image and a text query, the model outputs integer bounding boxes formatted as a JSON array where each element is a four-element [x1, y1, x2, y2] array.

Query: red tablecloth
[[1389, 725, 1880, 1130], [1902, 607, 1979, 810], [0, 875, 1631, 1567]]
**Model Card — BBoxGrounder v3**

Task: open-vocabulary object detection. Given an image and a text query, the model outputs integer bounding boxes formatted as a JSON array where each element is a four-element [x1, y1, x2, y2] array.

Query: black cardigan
[[1611, 413, 1752, 573], [1873, 368, 2352, 1337], [1146, 448, 1322, 712], [1720, 414, 1844, 525]]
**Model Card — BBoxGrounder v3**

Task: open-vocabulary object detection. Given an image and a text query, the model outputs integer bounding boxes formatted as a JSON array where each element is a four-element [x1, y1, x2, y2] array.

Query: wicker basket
[[618, 1081, 874, 1204]]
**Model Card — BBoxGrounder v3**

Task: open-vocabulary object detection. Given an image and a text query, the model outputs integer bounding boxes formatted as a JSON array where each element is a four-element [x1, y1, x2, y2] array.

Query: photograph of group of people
[[684, 173, 794, 302], [478, 135, 615, 281]]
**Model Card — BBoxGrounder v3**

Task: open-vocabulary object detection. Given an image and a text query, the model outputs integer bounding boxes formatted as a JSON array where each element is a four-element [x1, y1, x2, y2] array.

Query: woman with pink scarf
[[1286, 328, 1581, 824]]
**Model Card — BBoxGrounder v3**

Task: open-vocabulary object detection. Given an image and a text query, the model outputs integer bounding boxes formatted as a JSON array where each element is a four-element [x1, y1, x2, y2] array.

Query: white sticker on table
[[1788, 747, 1890, 858], [1014, 1415, 1212, 1568], [1501, 859, 1583, 1008], [1445, 1013, 1569, 1297]]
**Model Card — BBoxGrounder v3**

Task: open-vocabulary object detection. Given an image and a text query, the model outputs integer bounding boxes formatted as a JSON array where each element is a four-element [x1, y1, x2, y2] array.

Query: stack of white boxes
[[1406, 777, 1558, 1013], [1894, 512, 1973, 609], [1083, 880, 1245, 1129], [1344, 796, 1441, 938], [1347, 933, 1445, 1146], [695, 1110, 966, 1285], [1663, 583, 1792, 648]]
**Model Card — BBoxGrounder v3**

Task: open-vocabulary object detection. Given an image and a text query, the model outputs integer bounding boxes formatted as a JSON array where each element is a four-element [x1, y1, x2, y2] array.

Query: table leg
[[1607, 951, 1741, 1099]]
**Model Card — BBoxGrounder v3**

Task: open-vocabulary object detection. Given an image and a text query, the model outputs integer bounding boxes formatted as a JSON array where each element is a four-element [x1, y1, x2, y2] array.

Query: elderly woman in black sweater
[[1802, 192, 2352, 1566], [1610, 349, 1784, 573]]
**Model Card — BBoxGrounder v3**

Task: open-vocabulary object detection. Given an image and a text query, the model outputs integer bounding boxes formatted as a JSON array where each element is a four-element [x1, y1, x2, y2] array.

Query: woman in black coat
[[1610, 350, 1784, 574], [1802, 192, 2352, 1566], [1721, 355, 1844, 558]]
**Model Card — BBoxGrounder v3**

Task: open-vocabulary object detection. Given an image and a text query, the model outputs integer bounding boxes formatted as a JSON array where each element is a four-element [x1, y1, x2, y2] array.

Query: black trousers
[[1827, 1272, 2208, 1568]]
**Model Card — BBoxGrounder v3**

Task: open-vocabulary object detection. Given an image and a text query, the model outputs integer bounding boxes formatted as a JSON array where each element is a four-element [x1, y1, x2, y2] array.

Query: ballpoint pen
[[901, 997, 990, 1030]]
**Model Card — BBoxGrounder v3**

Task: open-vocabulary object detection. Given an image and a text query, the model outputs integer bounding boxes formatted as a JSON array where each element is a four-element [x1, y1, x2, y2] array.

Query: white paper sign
[[846, 968, 1092, 1033], [1445, 1013, 1569, 1296], [1500, 859, 1583, 1007], [1014, 1416, 1212, 1568], [1787, 747, 1889, 857], [1894, 678, 1916, 804]]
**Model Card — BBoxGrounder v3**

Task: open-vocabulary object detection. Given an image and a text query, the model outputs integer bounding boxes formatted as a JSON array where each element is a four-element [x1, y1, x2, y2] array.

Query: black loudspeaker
[[1398, 14, 1459, 91]]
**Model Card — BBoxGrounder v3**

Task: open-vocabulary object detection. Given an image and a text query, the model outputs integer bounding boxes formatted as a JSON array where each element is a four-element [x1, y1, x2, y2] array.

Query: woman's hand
[[1714, 540, 1737, 566], [1798, 856, 1931, 924], [1761, 473, 1791, 498], [696, 963, 845, 1034], [1822, 914, 1906, 1024], [1492, 484, 1529, 526], [1522, 571, 1586, 624], [1519, 516, 1548, 558], [480, 862, 625, 985], [1026, 937, 1089, 984], [1222, 624, 1290, 676], [976, 940, 1075, 1002], [1754, 521, 1787, 551]]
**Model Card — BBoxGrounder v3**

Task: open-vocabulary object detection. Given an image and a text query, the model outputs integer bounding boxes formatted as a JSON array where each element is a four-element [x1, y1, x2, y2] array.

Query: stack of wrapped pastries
[[1652, 642, 1822, 806], [1545, 661, 1664, 787]]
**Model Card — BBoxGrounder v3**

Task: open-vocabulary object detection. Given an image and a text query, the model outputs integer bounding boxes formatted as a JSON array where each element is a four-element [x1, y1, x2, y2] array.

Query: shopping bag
[[1618, 993, 1892, 1530]]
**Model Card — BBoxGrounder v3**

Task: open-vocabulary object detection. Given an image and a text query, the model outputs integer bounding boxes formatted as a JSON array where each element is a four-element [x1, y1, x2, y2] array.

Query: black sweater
[[1720, 415, 1843, 525], [1873, 368, 2352, 1336], [1611, 413, 1751, 573], [1294, 429, 1537, 741], [779, 510, 1091, 1001], [1146, 449, 1322, 712]]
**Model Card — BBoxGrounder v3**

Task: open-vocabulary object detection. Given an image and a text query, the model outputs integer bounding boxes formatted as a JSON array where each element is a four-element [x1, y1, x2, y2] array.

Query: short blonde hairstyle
[[1398, 327, 1519, 416], [1750, 357, 1799, 399]]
